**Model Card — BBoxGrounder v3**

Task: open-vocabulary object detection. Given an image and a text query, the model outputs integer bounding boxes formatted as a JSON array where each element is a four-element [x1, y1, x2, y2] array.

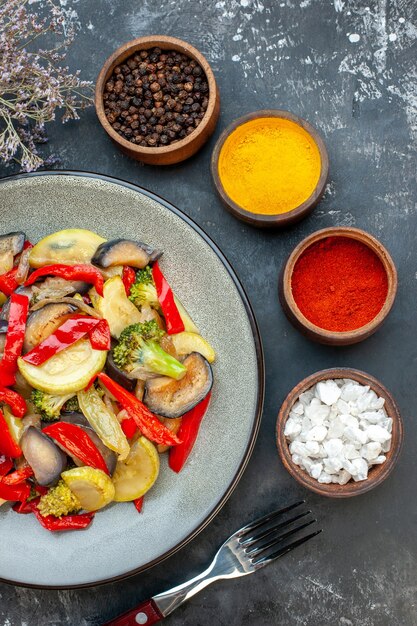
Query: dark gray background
[[1, 0, 416, 624]]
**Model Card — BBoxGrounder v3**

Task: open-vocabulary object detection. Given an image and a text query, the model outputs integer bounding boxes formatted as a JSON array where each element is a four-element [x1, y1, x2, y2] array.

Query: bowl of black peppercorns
[[95, 35, 220, 165]]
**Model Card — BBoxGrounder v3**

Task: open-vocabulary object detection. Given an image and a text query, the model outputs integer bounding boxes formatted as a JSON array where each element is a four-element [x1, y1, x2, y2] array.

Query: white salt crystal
[[381, 439, 392, 453], [336, 399, 351, 414], [299, 390, 314, 406], [305, 440, 320, 455], [338, 470, 352, 485], [324, 457, 344, 473], [318, 472, 332, 484], [310, 462, 323, 479], [341, 382, 368, 402], [284, 418, 302, 439], [339, 414, 359, 428], [302, 457, 313, 472], [289, 441, 309, 457], [365, 425, 391, 443], [323, 438, 343, 457], [381, 417, 393, 433], [368, 395, 385, 410], [316, 380, 342, 405], [341, 459, 355, 474], [344, 444, 361, 459], [351, 458, 368, 481], [360, 410, 385, 424], [371, 455, 386, 465], [308, 425, 328, 442], [305, 398, 330, 424], [344, 426, 368, 445], [292, 401, 304, 415], [361, 442, 382, 461], [291, 454, 302, 466], [327, 417, 345, 438]]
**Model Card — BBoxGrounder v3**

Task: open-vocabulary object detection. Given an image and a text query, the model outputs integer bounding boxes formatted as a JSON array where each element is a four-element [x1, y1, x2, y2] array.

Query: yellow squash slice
[[90, 276, 142, 338], [29, 229, 106, 268], [170, 331, 215, 363], [62, 467, 115, 511], [17, 338, 106, 394], [112, 436, 160, 502]]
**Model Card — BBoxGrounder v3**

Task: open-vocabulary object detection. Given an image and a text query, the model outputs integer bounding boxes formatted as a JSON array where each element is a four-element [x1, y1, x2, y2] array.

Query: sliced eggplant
[[106, 350, 136, 392], [31, 276, 90, 300], [23, 302, 76, 353], [60, 412, 117, 475], [0, 319, 7, 354], [144, 352, 213, 418], [92, 239, 162, 269], [0, 232, 25, 255], [20, 426, 67, 486], [0, 285, 33, 321]]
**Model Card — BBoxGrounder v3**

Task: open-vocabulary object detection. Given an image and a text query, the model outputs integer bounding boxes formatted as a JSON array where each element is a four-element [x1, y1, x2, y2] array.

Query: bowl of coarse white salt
[[276, 368, 404, 497]]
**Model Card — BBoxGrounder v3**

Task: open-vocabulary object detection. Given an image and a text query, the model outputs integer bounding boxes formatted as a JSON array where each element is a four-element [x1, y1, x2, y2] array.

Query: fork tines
[[238, 501, 321, 567]]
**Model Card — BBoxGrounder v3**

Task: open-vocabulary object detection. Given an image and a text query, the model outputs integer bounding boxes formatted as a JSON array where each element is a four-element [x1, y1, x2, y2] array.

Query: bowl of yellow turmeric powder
[[211, 110, 329, 227]]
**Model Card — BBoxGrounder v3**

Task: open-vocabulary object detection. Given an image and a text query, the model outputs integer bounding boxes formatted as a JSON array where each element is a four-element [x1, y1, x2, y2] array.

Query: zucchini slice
[[18, 338, 107, 394], [29, 229, 106, 268], [90, 276, 142, 338]]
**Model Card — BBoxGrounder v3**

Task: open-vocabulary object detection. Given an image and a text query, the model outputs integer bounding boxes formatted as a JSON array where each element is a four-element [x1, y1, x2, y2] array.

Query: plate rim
[[0, 169, 265, 589]]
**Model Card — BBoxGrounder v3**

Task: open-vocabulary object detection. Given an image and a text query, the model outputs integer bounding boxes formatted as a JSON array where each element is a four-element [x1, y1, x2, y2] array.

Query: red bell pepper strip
[[2, 466, 34, 485], [169, 392, 211, 473], [134, 496, 144, 513], [88, 318, 111, 350], [43, 422, 110, 475], [0, 387, 27, 417], [0, 457, 13, 476], [22, 315, 101, 366], [12, 499, 33, 514], [152, 262, 185, 335], [0, 293, 29, 386], [122, 266, 136, 296], [29, 498, 95, 531], [0, 410, 22, 458], [0, 267, 19, 297], [121, 416, 138, 439], [0, 480, 30, 502], [34, 484, 48, 496], [98, 373, 181, 447], [25, 264, 104, 297]]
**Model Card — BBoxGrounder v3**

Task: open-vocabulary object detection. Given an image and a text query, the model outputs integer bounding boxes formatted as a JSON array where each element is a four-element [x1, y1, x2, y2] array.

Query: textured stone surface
[[1, 0, 416, 624]]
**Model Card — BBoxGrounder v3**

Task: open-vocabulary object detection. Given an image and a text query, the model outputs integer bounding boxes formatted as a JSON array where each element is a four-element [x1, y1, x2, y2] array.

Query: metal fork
[[103, 501, 321, 626]]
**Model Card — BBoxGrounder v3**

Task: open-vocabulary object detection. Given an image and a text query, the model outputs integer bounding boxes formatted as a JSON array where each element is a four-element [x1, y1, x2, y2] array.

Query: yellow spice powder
[[218, 117, 322, 215]]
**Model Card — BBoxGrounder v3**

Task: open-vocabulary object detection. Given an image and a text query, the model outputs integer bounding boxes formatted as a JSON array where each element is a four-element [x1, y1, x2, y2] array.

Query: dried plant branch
[[0, 0, 93, 171]]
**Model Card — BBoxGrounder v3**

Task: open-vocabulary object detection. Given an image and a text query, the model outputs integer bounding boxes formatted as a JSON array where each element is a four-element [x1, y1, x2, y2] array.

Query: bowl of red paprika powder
[[279, 227, 397, 345]]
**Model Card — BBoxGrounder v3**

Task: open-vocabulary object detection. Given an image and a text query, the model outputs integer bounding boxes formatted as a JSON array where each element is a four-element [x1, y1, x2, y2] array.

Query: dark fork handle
[[103, 599, 163, 626]]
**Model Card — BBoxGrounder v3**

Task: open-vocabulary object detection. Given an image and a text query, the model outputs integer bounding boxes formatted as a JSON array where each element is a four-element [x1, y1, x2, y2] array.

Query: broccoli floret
[[63, 395, 80, 413], [113, 320, 186, 380], [31, 390, 76, 421], [38, 480, 81, 518], [129, 266, 160, 310]]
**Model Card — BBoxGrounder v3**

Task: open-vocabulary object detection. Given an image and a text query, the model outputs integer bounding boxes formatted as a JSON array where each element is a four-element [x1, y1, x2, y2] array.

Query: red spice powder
[[291, 236, 388, 332]]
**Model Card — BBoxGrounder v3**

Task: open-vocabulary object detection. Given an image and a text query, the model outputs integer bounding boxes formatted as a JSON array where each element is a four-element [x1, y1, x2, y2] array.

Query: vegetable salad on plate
[[0, 229, 214, 532]]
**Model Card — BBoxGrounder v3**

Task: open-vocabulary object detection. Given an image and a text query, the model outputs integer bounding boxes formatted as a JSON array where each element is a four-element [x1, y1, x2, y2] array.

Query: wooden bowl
[[95, 35, 220, 165], [210, 110, 329, 228], [276, 368, 403, 498], [279, 226, 397, 345]]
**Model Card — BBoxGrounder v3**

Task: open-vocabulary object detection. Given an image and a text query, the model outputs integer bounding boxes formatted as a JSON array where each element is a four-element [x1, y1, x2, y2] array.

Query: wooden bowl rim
[[276, 367, 404, 498], [281, 226, 398, 341], [95, 35, 218, 156], [210, 109, 329, 227]]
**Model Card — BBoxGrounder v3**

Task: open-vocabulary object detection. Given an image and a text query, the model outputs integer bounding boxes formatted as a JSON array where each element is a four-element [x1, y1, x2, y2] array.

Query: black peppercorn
[[103, 47, 209, 147]]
